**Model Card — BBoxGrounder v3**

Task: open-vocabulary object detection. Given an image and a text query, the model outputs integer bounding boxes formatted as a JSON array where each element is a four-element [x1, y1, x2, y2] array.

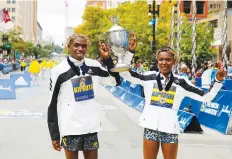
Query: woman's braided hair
[[66, 33, 91, 48]]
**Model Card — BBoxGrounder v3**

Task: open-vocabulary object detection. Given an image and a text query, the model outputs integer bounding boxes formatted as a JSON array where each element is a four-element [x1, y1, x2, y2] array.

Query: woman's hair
[[66, 33, 91, 48], [156, 46, 176, 59]]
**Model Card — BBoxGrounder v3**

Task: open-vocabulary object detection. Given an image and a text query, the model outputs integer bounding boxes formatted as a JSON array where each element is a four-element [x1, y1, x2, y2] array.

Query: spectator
[[28, 59, 41, 86]]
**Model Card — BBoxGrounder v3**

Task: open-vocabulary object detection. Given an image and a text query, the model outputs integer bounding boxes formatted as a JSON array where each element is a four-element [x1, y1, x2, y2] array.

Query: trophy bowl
[[99, 18, 133, 72]]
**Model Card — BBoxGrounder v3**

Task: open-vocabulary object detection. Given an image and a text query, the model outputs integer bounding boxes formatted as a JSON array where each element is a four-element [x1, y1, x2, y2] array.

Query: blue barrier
[[2, 63, 20, 74], [194, 77, 232, 91], [10, 73, 31, 88], [3, 64, 13, 74], [177, 110, 195, 133], [0, 63, 5, 71], [119, 78, 130, 91], [0, 79, 16, 99], [222, 80, 232, 90], [24, 71, 32, 80], [195, 78, 202, 87], [179, 89, 232, 134]]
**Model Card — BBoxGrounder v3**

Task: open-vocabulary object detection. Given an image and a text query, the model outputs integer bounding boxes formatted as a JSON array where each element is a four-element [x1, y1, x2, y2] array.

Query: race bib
[[150, 83, 176, 109], [71, 76, 94, 102]]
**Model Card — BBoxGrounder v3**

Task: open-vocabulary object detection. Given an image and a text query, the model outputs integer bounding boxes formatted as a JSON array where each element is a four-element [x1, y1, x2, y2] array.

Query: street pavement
[[0, 70, 232, 159]]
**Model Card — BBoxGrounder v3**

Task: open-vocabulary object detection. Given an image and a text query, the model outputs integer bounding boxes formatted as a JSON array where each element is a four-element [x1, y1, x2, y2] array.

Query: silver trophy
[[99, 17, 134, 72]]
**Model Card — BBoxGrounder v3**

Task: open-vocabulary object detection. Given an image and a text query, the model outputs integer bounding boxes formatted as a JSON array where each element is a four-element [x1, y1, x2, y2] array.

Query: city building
[[197, 1, 232, 62], [42, 36, 54, 46], [65, 27, 74, 39], [180, 1, 232, 61], [37, 22, 42, 45], [0, 0, 37, 43], [180, 0, 209, 19]]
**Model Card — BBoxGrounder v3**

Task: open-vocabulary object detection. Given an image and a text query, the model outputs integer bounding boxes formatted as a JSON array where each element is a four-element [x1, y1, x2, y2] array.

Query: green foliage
[[73, 1, 215, 65], [74, 1, 151, 60], [0, 26, 24, 43], [156, 1, 176, 49], [13, 42, 34, 55], [180, 19, 215, 68], [0, 26, 55, 58], [43, 44, 55, 51]]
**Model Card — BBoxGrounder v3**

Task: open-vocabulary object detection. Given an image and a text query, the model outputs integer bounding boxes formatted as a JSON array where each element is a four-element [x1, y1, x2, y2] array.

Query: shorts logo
[[93, 141, 98, 148]]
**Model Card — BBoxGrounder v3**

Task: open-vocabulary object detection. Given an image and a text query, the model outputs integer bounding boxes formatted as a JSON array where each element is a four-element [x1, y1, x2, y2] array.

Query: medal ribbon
[[156, 72, 174, 91], [67, 57, 89, 76]]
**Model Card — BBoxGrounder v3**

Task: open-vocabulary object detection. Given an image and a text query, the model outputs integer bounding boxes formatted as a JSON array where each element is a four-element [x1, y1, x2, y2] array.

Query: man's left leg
[[83, 133, 99, 159]]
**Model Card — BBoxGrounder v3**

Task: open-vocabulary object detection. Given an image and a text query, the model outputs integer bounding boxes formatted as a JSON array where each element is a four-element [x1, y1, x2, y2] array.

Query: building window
[[183, 1, 191, 14], [12, 8, 15, 12], [228, 1, 232, 9], [214, 4, 216, 8], [196, 1, 204, 14], [7, 8, 11, 12], [210, 4, 213, 8], [218, 4, 221, 8], [12, 0, 16, 4], [7, 0, 10, 4], [12, 16, 15, 21]]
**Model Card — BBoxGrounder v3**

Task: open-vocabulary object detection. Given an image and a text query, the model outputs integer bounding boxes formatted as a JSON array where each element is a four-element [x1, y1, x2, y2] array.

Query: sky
[[38, 0, 87, 46]]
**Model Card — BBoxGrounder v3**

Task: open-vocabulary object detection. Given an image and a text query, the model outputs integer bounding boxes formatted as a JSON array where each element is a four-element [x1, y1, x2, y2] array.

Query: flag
[[3, 9, 11, 23], [65, 0, 68, 7], [0, 8, 5, 22]]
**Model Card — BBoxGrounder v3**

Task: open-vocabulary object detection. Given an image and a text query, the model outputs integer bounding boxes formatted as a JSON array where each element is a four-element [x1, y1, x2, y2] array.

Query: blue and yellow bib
[[71, 76, 94, 102], [150, 83, 176, 109]]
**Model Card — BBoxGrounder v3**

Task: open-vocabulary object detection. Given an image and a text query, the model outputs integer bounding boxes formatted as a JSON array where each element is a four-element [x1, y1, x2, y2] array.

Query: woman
[[100, 46, 225, 159]]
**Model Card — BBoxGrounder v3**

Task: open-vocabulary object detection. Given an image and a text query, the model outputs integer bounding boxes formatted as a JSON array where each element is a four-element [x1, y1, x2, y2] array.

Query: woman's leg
[[160, 132, 178, 159], [143, 128, 161, 159], [143, 139, 160, 159], [161, 143, 178, 159]]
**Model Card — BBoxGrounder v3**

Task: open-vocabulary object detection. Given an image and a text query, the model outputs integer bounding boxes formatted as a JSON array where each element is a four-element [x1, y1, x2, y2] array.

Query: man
[[47, 33, 135, 159], [100, 46, 225, 159], [20, 60, 27, 71]]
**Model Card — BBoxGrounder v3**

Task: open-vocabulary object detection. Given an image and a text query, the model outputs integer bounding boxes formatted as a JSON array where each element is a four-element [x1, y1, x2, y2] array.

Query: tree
[[180, 20, 215, 68], [74, 6, 112, 59], [74, 2, 152, 61], [156, 1, 176, 49], [73, 1, 215, 66], [0, 26, 24, 43], [43, 44, 55, 52], [155, 1, 215, 68]]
